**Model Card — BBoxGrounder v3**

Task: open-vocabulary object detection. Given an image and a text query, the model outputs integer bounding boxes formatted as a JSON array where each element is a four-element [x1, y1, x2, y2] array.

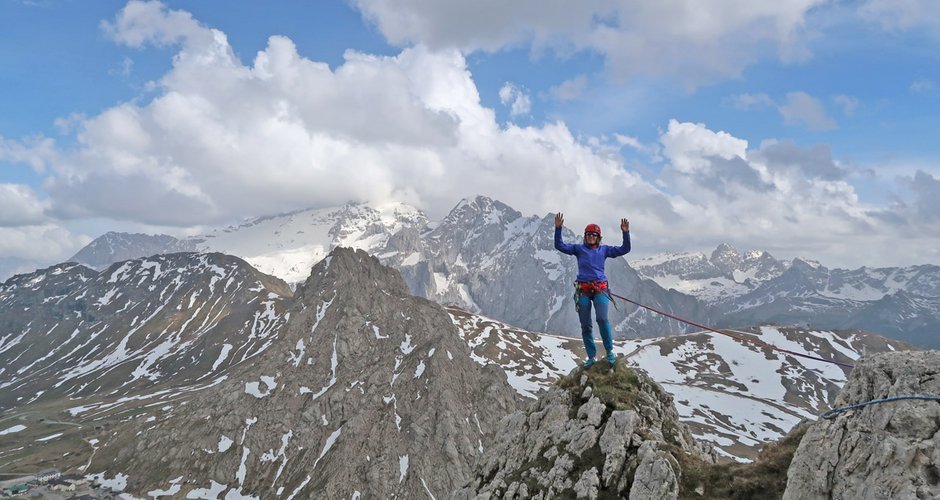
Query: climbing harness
[[606, 289, 855, 369], [820, 395, 940, 419], [575, 280, 608, 294], [573, 281, 614, 313]]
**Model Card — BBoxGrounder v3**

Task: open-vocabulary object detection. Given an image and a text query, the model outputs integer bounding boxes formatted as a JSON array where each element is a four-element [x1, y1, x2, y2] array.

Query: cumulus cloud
[[0, 225, 90, 264], [0, 184, 47, 226], [898, 170, 940, 222], [651, 119, 940, 266], [8, 1, 939, 269], [101, 0, 206, 47], [498, 82, 532, 116], [7, 1, 675, 235], [351, 0, 824, 87], [750, 140, 846, 181]]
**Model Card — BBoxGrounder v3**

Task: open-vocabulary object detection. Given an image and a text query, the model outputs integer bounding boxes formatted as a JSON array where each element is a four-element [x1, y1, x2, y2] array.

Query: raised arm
[[554, 212, 576, 255], [606, 217, 631, 258]]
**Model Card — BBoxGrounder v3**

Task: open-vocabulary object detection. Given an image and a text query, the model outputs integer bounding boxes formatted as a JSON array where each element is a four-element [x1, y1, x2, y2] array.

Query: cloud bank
[[2, 0, 939, 270], [351, 0, 825, 87]]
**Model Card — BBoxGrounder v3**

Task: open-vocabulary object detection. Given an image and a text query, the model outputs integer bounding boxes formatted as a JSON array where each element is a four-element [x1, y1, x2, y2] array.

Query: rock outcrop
[[784, 351, 940, 499], [87, 247, 522, 499], [458, 363, 716, 499]]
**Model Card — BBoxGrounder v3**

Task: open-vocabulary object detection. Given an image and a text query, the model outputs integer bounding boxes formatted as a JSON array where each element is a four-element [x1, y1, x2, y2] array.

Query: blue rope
[[821, 395, 940, 420]]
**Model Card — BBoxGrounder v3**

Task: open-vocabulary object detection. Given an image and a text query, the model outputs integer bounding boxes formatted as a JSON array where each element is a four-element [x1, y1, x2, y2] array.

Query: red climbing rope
[[607, 290, 855, 369]]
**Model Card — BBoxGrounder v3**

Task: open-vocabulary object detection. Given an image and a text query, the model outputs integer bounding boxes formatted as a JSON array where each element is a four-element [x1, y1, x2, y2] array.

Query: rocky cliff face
[[458, 364, 716, 499], [784, 351, 940, 499], [86, 248, 521, 498]]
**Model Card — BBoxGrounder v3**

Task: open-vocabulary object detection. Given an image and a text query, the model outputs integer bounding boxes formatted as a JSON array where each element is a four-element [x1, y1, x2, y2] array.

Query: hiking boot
[[583, 357, 596, 369], [607, 352, 616, 366]]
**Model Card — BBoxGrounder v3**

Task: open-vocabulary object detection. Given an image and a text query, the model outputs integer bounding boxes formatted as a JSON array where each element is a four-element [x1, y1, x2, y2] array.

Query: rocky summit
[[784, 351, 940, 499], [457, 363, 717, 499], [84, 247, 521, 498]]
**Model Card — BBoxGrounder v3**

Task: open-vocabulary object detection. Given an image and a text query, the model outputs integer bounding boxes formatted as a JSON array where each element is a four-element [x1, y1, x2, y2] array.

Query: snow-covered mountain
[[68, 196, 706, 339], [0, 256, 50, 284], [0, 253, 292, 411], [65, 196, 940, 347], [447, 305, 908, 462], [1, 248, 520, 498], [187, 202, 428, 284], [635, 245, 940, 348], [632, 243, 788, 305], [0, 245, 912, 498]]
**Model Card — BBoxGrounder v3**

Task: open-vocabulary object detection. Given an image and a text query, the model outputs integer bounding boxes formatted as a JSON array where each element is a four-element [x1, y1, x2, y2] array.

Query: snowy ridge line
[[608, 291, 856, 369]]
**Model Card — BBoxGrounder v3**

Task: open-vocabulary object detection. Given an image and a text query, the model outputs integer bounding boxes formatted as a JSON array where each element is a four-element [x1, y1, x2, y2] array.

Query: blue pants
[[577, 292, 613, 359]]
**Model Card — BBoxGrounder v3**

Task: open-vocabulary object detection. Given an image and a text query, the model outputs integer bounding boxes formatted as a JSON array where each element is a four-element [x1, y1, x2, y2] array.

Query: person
[[554, 213, 631, 368]]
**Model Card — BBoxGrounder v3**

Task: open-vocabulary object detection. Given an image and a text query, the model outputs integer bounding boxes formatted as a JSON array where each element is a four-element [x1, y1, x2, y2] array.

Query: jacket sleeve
[[555, 227, 577, 255], [605, 231, 631, 258]]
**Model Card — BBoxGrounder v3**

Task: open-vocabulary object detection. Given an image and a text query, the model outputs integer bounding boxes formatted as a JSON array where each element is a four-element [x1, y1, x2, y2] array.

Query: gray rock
[[784, 350, 940, 500], [574, 467, 600, 499], [629, 442, 678, 500], [459, 366, 713, 498], [82, 248, 522, 499], [600, 410, 638, 486], [578, 396, 606, 427]]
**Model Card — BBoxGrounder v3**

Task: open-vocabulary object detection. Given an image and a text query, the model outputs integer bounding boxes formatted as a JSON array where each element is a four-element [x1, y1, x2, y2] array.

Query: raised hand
[[621, 218, 630, 232], [555, 213, 564, 228]]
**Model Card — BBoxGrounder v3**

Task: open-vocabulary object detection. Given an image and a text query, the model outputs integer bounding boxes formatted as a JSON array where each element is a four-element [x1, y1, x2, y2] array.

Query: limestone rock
[[457, 364, 714, 499], [784, 350, 940, 500]]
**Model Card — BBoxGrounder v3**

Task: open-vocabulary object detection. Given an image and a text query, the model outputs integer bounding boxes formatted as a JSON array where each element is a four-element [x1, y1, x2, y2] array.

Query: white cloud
[[897, 170, 940, 222], [12, 1, 668, 233], [0, 184, 47, 226], [779, 91, 836, 131], [0, 135, 58, 174], [0, 225, 90, 264], [101, 0, 207, 48], [659, 119, 747, 174], [351, 0, 825, 87], [614, 134, 659, 158], [653, 120, 940, 267], [8, 1, 939, 269], [498, 82, 532, 116], [550, 75, 588, 101]]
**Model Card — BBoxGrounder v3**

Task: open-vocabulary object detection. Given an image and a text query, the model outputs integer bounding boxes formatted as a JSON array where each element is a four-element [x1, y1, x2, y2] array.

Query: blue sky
[[1, 0, 940, 273]]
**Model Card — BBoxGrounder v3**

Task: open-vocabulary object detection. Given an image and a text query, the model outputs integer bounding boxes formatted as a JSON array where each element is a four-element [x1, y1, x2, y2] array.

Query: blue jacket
[[555, 227, 631, 282]]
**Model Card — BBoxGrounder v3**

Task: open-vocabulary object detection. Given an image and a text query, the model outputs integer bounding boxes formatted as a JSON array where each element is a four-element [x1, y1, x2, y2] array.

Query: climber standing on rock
[[554, 213, 631, 369]]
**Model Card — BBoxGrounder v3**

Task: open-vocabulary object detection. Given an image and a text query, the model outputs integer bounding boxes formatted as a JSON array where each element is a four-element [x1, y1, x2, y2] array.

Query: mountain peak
[[83, 243, 519, 498], [300, 246, 410, 302]]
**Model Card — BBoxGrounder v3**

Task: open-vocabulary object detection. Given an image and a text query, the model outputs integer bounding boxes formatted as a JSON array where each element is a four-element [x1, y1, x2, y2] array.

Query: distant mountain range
[[59, 196, 940, 348], [0, 247, 909, 498]]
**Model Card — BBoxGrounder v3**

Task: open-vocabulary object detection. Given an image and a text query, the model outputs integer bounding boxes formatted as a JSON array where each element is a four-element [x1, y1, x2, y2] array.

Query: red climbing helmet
[[584, 224, 601, 236], [583, 224, 602, 247]]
